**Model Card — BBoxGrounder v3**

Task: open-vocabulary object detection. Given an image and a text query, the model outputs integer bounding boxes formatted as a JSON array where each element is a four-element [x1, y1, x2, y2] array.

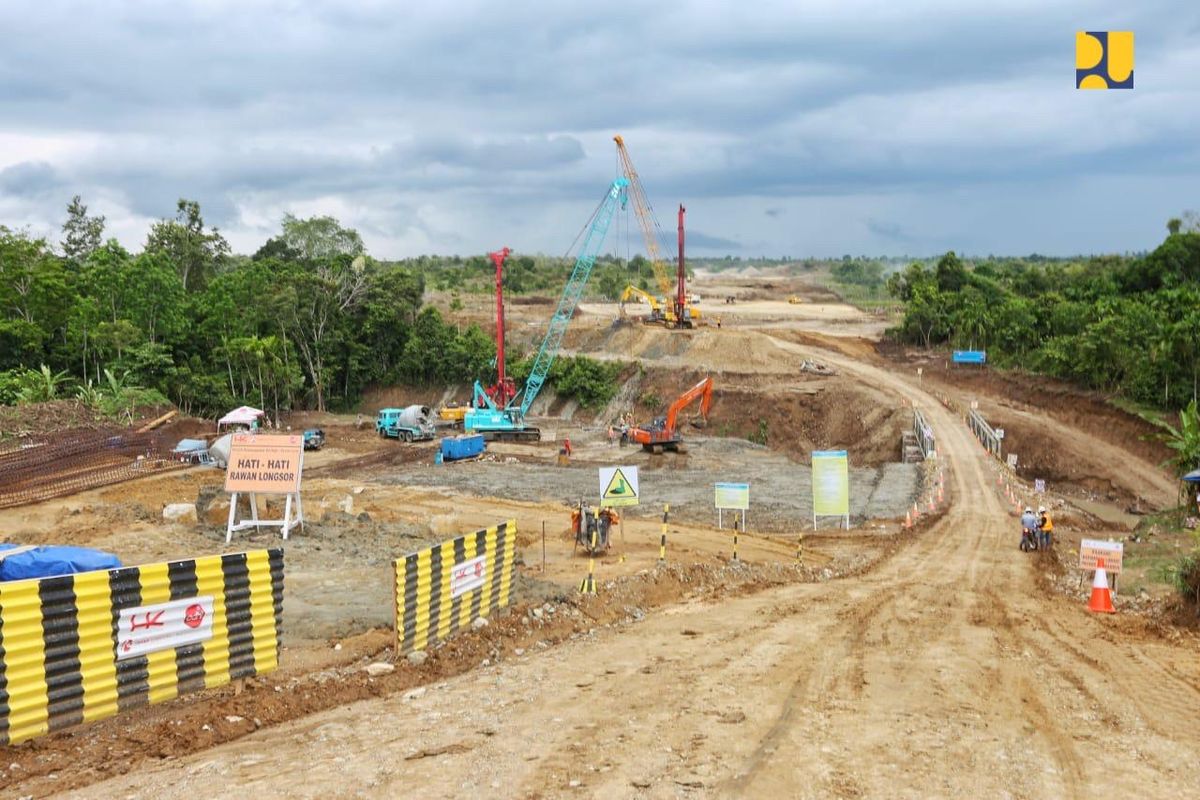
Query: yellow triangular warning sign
[[603, 468, 634, 500]]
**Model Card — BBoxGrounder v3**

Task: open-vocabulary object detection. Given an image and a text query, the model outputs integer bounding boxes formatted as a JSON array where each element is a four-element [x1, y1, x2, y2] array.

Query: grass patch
[[823, 281, 904, 312]]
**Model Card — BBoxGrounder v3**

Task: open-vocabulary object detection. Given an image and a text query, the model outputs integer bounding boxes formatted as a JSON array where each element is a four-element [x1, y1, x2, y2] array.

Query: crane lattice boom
[[614, 135, 676, 301], [516, 177, 630, 417]]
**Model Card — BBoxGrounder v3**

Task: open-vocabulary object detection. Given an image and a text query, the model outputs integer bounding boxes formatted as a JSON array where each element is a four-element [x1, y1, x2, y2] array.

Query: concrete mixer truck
[[376, 405, 436, 443]]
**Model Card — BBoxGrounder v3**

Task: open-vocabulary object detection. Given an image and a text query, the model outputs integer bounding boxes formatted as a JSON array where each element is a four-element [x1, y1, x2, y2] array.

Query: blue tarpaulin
[[952, 350, 987, 365], [0, 544, 121, 582], [1183, 468, 1200, 484], [173, 438, 207, 453]]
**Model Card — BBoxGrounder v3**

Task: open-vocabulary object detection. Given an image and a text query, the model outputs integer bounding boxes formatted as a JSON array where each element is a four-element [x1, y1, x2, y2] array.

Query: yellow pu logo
[[1076, 31, 1133, 89]]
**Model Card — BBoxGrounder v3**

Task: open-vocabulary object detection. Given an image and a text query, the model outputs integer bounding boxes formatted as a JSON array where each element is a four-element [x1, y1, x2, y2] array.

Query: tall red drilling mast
[[676, 204, 687, 327], [482, 247, 517, 408]]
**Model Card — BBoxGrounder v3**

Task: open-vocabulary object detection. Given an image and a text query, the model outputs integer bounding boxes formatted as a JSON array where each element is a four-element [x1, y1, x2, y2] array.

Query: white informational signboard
[[714, 483, 749, 510], [1079, 539, 1124, 574], [714, 482, 750, 529], [599, 466, 640, 507], [1006, 453, 1018, 469], [225, 433, 305, 543], [117, 596, 215, 660], [1035, 479, 1046, 494], [451, 555, 488, 599]]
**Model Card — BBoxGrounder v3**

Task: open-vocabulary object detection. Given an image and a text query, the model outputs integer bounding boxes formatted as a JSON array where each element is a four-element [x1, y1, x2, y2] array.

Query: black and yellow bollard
[[659, 504, 669, 564], [796, 532, 804, 565], [579, 510, 598, 593], [732, 518, 740, 563]]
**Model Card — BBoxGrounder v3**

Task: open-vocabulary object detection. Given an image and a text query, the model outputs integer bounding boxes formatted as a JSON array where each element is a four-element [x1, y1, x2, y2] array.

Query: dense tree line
[[402, 251, 663, 301], [886, 225, 1200, 411], [0, 197, 627, 418]]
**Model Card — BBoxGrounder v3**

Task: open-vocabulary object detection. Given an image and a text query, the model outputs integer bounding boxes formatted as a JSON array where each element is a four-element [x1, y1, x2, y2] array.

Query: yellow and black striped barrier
[[393, 520, 517, 657], [0, 549, 283, 746]]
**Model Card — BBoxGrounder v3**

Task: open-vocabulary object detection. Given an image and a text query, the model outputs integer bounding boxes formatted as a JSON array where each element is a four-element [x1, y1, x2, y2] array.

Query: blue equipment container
[[440, 434, 485, 462]]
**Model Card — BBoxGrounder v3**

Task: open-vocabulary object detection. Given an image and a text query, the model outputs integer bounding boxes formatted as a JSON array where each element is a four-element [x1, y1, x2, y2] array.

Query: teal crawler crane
[[464, 177, 629, 441]]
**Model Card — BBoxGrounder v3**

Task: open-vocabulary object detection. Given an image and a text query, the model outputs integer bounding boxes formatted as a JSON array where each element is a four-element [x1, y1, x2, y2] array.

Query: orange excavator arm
[[664, 376, 713, 432]]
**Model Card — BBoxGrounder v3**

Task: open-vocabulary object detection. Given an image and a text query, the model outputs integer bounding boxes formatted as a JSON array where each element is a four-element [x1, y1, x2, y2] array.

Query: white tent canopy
[[217, 406, 265, 429]]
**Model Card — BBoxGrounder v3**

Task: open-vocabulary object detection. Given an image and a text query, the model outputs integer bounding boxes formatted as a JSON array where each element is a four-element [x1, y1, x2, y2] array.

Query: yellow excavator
[[619, 285, 669, 324]]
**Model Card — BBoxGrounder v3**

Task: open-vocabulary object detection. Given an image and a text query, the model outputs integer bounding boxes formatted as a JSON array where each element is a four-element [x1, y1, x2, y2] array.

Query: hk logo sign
[[1076, 31, 1133, 89], [117, 596, 215, 660]]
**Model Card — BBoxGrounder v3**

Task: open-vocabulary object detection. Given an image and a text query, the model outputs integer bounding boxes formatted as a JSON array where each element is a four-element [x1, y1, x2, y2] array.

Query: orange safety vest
[[1040, 513, 1053, 532]]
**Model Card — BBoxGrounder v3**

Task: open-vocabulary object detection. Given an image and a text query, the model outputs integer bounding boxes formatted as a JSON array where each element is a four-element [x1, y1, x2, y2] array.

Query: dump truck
[[376, 406, 435, 442]]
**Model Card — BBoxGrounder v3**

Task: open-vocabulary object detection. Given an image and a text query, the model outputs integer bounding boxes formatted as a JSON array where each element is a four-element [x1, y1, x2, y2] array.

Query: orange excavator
[[628, 376, 714, 454]]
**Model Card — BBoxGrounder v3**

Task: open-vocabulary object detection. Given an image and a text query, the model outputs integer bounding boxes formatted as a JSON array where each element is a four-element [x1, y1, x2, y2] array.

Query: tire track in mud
[[733, 336, 1092, 797]]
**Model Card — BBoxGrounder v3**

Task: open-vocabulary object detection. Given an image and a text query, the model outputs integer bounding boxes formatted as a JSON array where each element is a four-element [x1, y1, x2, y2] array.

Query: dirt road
[[64, 342, 1200, 799]]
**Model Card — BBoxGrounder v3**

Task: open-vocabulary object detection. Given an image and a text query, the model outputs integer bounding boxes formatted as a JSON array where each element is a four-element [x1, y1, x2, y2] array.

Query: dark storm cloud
[[865, 218, 915, 244], [0, 0, 1198, 256], [686, 231, 743, 251], [0, 162, 63, 197]]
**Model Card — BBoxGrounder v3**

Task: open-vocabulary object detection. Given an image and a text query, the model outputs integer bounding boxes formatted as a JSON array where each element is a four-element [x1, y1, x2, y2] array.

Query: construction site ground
[[2, 272, 1199, 799]]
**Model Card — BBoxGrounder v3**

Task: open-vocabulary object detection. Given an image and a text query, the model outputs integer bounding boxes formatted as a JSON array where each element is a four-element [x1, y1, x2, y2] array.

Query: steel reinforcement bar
[[0, 428, 187, 509]]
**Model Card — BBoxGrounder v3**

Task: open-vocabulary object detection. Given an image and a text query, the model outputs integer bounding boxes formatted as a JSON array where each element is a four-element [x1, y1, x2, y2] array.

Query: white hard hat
[[1024, 507, 1032, 513], [1038, 506, 1046, 513]]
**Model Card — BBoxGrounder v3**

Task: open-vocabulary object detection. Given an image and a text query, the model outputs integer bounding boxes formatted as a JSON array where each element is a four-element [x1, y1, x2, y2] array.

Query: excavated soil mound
[[566, 326, 794, 373], [604, 366, 907, 467]]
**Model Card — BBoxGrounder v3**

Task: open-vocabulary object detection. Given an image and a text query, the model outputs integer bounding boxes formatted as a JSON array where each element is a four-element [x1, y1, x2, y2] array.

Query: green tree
[[279, 214, 365, 263], [397, 306, 454, 384], [902, 282, 948, 349], [126, 252, 186, 345], [15, 364, 70, 403], [935, 251, 968, 293], [61, 195, 105, 266], [1146, 400, 1200, 502], [145, 199, 230, 292]]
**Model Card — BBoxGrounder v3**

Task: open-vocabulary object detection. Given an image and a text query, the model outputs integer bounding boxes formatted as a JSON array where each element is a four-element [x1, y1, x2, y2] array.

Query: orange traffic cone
[[913, 501, 919, 518], [904, 510, 912, 529], [928, 496, 935, 512], [1088, 559, 1116, 614], [938, 484, 944, 503]]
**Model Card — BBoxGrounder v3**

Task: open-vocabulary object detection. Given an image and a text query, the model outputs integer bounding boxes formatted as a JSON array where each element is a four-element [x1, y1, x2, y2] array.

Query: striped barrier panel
[[0, 549, 283, 746], [393, 520, 517, 657]]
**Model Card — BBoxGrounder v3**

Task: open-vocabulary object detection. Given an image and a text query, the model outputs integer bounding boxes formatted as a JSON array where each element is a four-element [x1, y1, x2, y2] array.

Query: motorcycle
[[1020, 525, 1039, 552]]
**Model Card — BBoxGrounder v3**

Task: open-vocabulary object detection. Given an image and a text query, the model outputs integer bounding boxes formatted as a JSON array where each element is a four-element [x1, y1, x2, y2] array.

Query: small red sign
[[184, 603, 207, 629]]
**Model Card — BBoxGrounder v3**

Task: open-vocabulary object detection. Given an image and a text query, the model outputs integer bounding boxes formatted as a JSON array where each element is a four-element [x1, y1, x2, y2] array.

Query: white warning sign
[[450, 555, 488, 599], [117, 596, 215, 660], [599, 465, 640, 507]]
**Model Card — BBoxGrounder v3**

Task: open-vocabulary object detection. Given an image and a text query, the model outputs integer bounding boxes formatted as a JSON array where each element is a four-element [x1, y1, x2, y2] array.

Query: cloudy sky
[[1, 0, 1198, 259]]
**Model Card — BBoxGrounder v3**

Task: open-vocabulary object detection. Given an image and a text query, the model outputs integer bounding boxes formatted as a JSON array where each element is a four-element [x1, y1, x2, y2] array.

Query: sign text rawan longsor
[[224, 434, 304, 494], [228, 458, 297, 484]]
